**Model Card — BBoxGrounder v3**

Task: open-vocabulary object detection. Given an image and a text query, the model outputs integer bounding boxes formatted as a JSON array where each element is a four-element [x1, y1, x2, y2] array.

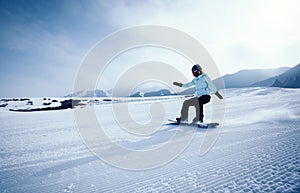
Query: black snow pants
[[180, 95, 211, 122]]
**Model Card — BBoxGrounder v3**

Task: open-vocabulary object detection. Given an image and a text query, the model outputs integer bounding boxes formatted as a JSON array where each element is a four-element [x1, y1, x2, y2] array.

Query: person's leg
[[192, 99, 200, 123], [197, 95, 211, 122], [180, 97, 198, 121]]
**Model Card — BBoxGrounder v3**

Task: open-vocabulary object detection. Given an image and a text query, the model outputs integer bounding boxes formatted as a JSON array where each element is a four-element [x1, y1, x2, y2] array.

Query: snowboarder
[[173, 64, 223, 127]]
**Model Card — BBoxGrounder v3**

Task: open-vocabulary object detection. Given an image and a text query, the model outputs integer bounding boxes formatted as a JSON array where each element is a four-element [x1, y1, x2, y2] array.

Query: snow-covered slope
[[0, 98, 64, 111], [0, 87, 300, 192]]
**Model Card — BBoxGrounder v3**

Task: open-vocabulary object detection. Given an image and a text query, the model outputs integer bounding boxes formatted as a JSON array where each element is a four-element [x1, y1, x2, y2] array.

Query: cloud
[[1, 0, 299, 97], [106, 0, 300, 74]]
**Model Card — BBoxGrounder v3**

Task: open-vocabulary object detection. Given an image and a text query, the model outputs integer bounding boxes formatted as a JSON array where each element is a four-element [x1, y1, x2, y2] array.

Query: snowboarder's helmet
[[191, 64, 202, 77], [191, 64, 202, 73]]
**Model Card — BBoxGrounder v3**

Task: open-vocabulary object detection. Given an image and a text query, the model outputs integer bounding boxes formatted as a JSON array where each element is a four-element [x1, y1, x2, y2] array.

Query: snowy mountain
[[65, 89, 108, 97], [130, 91, 145, 97], [130, 89, 174, 97], [213, 67, 290, 88], [252, 63, 300, 88]]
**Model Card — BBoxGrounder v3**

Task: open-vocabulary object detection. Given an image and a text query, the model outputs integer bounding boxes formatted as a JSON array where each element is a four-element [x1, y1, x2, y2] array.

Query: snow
[[0, 98, 65, 111], [1, 87, 300, 192]]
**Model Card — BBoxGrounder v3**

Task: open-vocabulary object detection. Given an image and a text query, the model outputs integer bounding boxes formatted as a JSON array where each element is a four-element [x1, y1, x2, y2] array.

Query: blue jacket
[[182, 73, 218, 97]]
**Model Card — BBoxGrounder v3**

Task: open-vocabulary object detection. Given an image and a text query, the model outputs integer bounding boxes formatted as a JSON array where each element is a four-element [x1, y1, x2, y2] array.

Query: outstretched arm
[[215, 91, 223, 99], [173, 82, 183, 87], [204, 75, 223, 99], [173, 81, 194, 88]]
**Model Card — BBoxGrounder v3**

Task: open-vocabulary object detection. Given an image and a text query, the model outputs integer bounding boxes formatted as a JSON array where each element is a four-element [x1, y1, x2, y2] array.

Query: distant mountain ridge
[[177, 65, 298, 95], [65, 89, 108, 97], [213, 67, 290, 88], [65, 64, 300, 97], [65, 89, 175, 98], [252, 63, 300, 88]]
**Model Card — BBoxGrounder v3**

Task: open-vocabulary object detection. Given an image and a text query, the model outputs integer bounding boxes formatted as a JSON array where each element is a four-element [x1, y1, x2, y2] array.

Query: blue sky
[[0, 0, 299, 97]]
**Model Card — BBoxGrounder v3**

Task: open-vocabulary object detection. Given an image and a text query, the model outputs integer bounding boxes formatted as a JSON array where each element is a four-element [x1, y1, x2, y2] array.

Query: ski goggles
[[192, 70, 201, 77]]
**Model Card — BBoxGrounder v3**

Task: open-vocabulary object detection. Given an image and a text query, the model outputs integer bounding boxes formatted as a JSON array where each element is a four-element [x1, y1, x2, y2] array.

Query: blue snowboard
[[167, 119, 219, 128]]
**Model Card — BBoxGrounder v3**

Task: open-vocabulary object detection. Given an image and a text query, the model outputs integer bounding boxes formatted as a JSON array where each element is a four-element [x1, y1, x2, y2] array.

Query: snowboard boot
[[176, 117, 188, 125], [197, 120, 208, 127]]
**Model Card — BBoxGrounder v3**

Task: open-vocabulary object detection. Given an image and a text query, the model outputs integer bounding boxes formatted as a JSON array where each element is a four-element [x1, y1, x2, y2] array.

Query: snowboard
[[167, 119, 219, 128]]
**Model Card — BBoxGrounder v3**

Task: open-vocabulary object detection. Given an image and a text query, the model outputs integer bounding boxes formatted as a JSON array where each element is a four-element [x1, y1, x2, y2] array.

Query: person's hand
[[173, 82, 183, 87], [215, 91, 223, 99]]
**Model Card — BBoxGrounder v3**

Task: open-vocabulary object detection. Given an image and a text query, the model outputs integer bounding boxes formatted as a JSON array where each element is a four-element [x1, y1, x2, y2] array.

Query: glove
[[215, 91, 223, 99], [173, 82, 183, 87]]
